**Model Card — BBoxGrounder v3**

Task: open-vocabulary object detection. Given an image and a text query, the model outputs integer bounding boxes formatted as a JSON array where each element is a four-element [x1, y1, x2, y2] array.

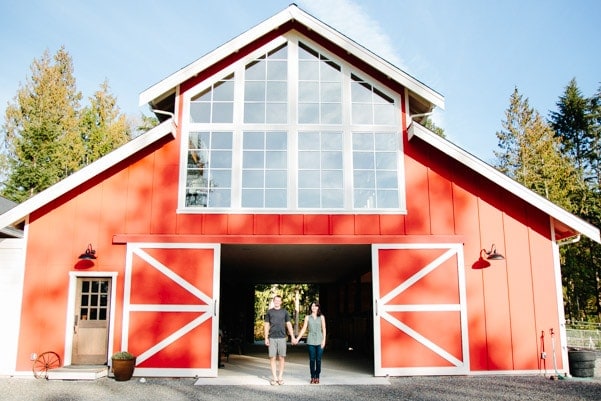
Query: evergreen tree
[[549, 79, 601, 321], [2, 47, 82, 202], [79, 80, 130, 166], [494, 88, 579, 211]]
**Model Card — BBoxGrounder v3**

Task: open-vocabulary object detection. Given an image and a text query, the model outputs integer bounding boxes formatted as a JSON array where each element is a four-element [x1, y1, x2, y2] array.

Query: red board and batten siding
[[15, 128, 562, 374]]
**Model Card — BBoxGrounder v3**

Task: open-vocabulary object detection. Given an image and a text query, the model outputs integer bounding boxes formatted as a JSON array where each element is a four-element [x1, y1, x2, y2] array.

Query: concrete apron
[[194, 343, 390, 386]]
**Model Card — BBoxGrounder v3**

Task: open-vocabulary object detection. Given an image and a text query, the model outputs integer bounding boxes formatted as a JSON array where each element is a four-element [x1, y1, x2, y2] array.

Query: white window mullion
[[231, 64, 245, 208], [341, 65, 354, 209], [288, 38, 299, 209]]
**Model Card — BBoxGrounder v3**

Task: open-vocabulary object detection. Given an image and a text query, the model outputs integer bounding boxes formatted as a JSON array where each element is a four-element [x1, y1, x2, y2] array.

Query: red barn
[[0, 5, 599, 379]]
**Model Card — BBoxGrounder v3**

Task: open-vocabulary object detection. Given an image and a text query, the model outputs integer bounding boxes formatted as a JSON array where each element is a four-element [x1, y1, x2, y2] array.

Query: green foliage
[[497, 81, 601, 322], [111, 351, 135, 360], [1, 47, 133, 202], [254, 283, 319, 339]]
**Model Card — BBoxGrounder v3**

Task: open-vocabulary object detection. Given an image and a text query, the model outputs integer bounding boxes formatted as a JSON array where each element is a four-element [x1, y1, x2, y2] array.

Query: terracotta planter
[[111, 357, 137, 381]]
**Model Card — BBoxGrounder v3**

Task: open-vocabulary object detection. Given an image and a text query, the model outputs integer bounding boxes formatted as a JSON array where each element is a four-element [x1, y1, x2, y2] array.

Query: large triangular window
[[181, 35, 405, 212]]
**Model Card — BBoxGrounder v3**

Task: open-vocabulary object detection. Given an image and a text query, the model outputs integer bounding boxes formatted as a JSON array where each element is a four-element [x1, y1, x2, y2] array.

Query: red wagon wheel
[[32, 351, 61, 379]]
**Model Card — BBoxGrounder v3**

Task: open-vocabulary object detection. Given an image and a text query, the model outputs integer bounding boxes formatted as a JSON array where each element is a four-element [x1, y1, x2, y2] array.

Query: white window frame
[[178, 33, 407, 214]]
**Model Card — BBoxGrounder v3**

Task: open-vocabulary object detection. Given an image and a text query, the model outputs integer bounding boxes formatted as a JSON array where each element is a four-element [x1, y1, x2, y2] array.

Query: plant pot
[[111, 357, 136, 381]]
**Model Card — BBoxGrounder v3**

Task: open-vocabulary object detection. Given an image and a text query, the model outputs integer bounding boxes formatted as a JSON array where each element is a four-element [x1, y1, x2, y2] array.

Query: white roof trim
[[408, 123, 600, 244], [139, 4, 444, 110], [0, 119, 176, 229]]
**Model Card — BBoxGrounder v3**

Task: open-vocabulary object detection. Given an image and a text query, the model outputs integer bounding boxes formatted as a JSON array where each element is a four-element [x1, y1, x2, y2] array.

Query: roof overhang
[[0, 119, 176, 230], [408, 122, 601, 244], [139, 4, 444, 114]]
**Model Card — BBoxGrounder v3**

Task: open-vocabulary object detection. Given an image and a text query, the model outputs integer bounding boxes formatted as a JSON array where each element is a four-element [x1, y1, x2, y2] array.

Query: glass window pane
[[244, 103, 265, 123], [321, 82, 341, 102], [211, 170, 231, 187], [298, 132, 320, 150], [299, 170, 320, 187], [375, 133, 397, 150], [213, 80, 234, 101], [321, 151, 342, 169], [267, 61, 287, 80], [354, 170, 375, 189], [245, 81, 265, 101], [322, 189, 344, 208], [321, 61, 341, 81], [376, 152, 397, 169], [352, 103, 372, 124], [321, 103, 342, 124], [354, 189, 376, 208], [374, 104, 396, 125], [353, 152, 374, 169], [376, 170, 398, 188], [209, 189, 231, 207], [353, 133, 374, 150], [266, 170, 287, 187], [266, 151, 287, 168], [246, 59, 265, 80], [209, 150, 230, 168], [212, 103, 233, 123], [243, 151, 264, 168], [265, 189, 287, 208], [299, 61, 319, 80], [190, 102, 210, 123], [299, 43, 318, 59], [212, 132, 233, 149], [322, 170, 343, 188], [265, 103, 287, 123], [299, 82, 319, 102], [266, 81, 287, 102], [298, 189, 320, 208], [244, 132, 264, 149], [351, 80, 372, 102], [243, 170, 264, 187], [242, 189, 263, 207], [298, 151, 320, 169], [322, 132, 342, 150], [266, 132, 287, 149], [299, 103, 319, 124], [378, 190, 398, 208]]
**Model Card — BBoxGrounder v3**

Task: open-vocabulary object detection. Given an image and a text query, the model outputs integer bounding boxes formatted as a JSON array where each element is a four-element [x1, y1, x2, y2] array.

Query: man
[[264, 295, 296, 385]]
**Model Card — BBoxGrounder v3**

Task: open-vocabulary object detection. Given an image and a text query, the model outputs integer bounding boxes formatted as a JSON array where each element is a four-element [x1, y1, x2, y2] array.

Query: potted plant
[[111, 351, 136, 381]]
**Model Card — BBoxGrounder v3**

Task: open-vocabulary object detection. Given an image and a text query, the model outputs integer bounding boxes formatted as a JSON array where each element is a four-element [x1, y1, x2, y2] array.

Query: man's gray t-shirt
[[264, 308, 290, 339]]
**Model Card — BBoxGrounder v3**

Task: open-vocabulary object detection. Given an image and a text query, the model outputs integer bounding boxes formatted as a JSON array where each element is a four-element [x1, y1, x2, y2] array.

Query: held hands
[[291, 337, 299, 345]]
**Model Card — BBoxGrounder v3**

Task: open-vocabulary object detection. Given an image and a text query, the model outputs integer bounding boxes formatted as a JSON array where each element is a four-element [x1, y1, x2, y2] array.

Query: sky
[[0, 0, 599, 163]]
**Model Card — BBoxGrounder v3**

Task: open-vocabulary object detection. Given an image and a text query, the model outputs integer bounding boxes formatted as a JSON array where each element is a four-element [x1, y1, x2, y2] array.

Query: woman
[[295, 302, 326, 384]]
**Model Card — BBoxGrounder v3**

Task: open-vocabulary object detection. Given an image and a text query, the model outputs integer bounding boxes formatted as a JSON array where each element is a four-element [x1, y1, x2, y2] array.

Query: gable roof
[[0, 120, 175, 230], [139, 4, 444, 119], [0, 5, 598, 246], [408, 122, 600, 244]]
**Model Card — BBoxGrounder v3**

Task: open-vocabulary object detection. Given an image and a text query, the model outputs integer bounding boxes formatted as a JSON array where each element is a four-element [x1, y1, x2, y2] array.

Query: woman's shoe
[[310, 378, 315, 384], [315, 378, 320, 384]]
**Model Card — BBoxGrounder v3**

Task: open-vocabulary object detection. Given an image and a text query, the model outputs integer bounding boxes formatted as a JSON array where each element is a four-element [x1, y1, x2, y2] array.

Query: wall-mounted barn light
[[482, 244, 504, 260], [78, 244, 97, 260], [472, 244, 505, 269]]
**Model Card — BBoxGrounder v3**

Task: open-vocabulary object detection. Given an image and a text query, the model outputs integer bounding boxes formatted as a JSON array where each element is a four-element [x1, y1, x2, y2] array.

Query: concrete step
[[47, 365, 108, 380]]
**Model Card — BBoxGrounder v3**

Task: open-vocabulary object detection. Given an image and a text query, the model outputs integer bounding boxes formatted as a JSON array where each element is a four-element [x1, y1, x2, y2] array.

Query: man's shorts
[[268, 337, 287, 358]]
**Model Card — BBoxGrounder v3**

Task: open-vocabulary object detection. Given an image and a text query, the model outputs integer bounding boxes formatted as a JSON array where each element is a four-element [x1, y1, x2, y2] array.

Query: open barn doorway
[[218, 244, 375, 377]]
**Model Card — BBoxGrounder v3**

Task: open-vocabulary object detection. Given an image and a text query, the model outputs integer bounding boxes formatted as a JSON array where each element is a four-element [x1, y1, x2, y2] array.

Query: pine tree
[[495, 88, 579, 211], [2, 47, 82, 202], [79, 80, 131, 166]]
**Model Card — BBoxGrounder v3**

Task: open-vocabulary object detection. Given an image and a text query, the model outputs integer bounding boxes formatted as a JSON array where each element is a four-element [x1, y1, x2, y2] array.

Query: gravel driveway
[[1, 375, 600, 401]]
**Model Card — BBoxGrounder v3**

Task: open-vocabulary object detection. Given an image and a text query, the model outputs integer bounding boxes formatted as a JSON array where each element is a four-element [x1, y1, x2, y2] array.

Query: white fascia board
[[0, 119, 176, 229], [139, 5, 444, 110], [408, 123, 601, 244]]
